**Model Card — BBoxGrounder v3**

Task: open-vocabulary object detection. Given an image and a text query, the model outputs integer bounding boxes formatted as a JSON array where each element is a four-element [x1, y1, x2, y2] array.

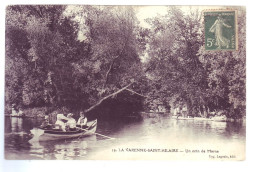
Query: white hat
[[67, 113, 73, 118]]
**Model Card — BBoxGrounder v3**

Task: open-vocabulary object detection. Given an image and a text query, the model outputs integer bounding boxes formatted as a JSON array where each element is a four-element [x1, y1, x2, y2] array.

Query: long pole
[[95, 132, 115, 140], [76, 126, 115, 140]]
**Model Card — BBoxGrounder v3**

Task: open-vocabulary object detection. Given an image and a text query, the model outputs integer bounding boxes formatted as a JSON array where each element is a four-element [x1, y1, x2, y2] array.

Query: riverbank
[[140, 111, 246, 122], [5, 106, 75, 120], [5, 106, 48, 118]]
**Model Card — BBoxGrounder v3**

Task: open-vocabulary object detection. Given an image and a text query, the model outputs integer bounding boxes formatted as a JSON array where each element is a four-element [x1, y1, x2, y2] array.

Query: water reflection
[[11, 118, 23, 132], [5, 117, 43, 134], [29, 135, 97, 160], [5, 114, 246, 160]]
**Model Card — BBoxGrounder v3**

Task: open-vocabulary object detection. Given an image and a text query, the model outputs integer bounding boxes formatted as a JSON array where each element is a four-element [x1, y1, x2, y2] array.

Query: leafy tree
[[66, 6, 146, 109], [198, 8, 246, 117], [5, 5, 246, 118], [6, 5, 85, 107], [5, 5, 146, 113], [145, 7, 246, 118], [144, 7, 207, 115]]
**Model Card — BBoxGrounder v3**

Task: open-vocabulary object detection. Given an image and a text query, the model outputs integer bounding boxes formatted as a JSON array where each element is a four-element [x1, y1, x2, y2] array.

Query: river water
[[4, 114, 246, 160]]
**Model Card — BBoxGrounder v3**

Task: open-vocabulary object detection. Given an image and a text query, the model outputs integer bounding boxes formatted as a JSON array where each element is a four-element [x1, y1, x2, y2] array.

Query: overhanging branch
[[125, 89, 148, 98], [85, 82, 134, 114]]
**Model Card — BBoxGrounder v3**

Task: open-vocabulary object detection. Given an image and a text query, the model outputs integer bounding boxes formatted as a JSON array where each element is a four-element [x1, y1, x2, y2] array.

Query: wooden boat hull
[[172, 116, 214, 121], [5, 115, 25, 118], [39, 126, 96, 141], [5, 115, 40, 118], [212, 116, 227, 122], [194, 117, 213, 121], [30, 120, 97, 142], [172, 116, 194, 120]]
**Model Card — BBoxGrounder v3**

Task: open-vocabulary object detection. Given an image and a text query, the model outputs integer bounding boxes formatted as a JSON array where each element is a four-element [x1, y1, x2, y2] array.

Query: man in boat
[[77, 111, 88, 128], [55, 114, 69, 131], [66, 113, 77, 131]]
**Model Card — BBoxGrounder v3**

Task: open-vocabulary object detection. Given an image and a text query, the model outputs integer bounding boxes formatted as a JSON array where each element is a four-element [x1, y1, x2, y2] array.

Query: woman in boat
[[77, 111, 88, 128], [55, 114, 68, 131], [66, 113, 76, 131]]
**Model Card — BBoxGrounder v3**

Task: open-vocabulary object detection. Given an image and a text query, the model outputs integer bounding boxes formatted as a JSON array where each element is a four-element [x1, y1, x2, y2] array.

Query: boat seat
[[76, 125, 88, 129]]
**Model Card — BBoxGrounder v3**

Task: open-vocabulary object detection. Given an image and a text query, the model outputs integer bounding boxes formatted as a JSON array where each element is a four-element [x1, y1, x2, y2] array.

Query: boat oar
[[95, 132, 115, 140], [76, 127, 115, 140]]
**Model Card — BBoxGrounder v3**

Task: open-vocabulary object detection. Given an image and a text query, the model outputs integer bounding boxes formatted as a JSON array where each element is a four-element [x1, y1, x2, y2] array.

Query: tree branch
[[125, 89, 147, 98], [85, 82, 134, 114]]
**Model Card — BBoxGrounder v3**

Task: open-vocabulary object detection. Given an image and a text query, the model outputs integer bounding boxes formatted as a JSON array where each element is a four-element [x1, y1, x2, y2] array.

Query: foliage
[[5, 5, 145, 112], [198, 8, 246, 117], [144, 7, 208, 114], [5, 5, 246, 118], [144, 7, 246, 117], [66, 6, 145, 105]]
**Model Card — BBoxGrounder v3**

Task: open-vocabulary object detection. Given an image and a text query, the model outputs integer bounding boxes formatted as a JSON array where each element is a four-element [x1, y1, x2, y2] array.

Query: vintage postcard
[[4, 5, 246, 161]]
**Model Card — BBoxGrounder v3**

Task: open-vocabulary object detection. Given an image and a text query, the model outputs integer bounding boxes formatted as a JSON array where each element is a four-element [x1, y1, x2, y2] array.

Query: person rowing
[[40, 115, 52, 129], [77, 111, 88, 128]]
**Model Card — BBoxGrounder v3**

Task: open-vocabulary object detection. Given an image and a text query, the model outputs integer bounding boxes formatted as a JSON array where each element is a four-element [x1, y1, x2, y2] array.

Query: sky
[[135, 6, 168, 28], [65, 5, 170, 41]]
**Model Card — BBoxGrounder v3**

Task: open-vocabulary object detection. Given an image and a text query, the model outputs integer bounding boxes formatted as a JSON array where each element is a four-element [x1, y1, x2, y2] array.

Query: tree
[[66, 6, 146, 110], [144, 7, 208, 115], [145, 6, 246, 118], [6, 5, 86, 107], [5, 5, 146, 114], [198, 7, 246, 117]]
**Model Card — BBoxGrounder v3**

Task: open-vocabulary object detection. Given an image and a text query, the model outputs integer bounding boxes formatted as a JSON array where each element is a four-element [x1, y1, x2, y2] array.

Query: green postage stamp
[[204, 10, 237, 50]]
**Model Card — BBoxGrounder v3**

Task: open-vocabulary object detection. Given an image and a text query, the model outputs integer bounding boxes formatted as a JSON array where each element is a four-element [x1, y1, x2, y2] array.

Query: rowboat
[[5, 114, 25, 118], [30, 119, 97, 142], [172, 116, 194, 120], [5, 115, 42, 118], [172, 116, 215, 121], [194, 117, 213, 121], [212, 116, 227, 122]]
